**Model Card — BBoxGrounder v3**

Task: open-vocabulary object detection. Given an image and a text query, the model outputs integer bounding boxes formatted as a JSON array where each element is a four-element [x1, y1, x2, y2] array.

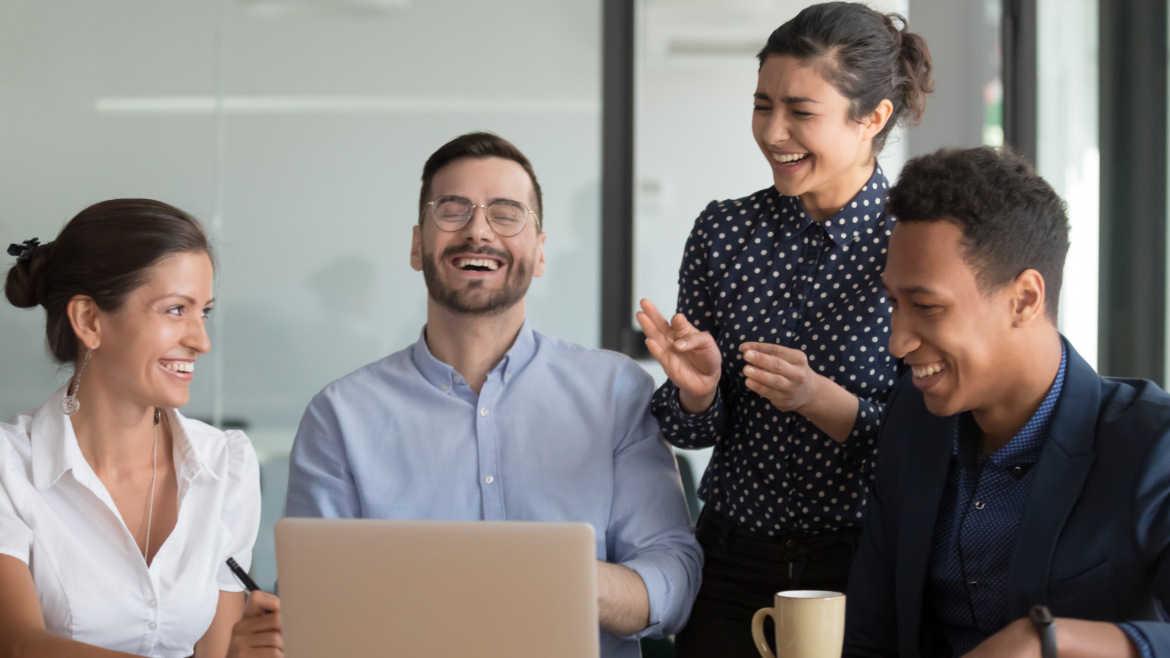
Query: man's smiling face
[[883, 219, 1014, 418], [410, 156, 546, 316]]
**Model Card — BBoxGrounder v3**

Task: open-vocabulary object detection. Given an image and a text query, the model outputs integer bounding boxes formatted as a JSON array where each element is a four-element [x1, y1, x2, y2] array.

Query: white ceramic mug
[[751, 590, 846, 658]]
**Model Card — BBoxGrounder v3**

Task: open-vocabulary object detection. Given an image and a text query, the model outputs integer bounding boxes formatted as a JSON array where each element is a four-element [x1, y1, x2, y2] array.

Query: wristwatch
[[1029, 605, 1057, 658]]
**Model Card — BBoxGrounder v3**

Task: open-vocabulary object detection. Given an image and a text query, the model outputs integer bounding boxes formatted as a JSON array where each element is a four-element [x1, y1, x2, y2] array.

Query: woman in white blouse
[[0, 200, 281, 658]]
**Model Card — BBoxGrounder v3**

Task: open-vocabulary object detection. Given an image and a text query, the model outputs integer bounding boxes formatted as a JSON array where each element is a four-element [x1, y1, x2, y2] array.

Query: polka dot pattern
[[650, 167, 897, 535], [926, 345, 1068, 656]]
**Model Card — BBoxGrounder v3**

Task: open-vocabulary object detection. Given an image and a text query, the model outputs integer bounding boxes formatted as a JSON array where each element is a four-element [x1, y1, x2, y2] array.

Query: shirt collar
[[773, 164, 889, 246], [29, 385, 219, 490], [955, 342, 1069, 468], [411, 319, 538, 392]]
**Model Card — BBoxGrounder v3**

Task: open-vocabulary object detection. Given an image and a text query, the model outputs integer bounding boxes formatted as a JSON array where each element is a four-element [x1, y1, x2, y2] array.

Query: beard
[[421, 244, 533, 316]]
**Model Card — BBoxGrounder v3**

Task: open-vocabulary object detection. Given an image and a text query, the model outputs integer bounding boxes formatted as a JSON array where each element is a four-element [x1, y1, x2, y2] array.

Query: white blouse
[[0, 386, 261, 657]]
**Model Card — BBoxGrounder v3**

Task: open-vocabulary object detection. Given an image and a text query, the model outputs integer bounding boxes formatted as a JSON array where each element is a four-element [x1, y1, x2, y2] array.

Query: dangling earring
[[62, 348, 92, 416]]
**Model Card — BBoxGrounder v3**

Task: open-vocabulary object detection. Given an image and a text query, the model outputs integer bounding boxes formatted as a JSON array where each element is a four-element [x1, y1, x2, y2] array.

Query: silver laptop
[[275, 518, 600, 658]]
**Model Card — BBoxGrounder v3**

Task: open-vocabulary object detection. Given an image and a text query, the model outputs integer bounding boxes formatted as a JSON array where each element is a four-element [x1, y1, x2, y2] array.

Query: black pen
[[226, 557, 262, 593]]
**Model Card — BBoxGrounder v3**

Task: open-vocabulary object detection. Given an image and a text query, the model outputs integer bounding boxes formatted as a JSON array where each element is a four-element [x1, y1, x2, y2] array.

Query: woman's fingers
[[635, 311, 667, 343], [638, 299, 675, 338], [740, 342, 807, 366], [742, 348, 801, 380], [674, 327, 715, 353], [245, 591, 280, 617]]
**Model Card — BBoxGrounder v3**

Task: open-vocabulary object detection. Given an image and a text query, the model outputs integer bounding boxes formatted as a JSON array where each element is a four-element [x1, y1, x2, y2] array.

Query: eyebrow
[[149, 293, 214, 306], [487, 197, 526, 207], [754, 93, 821, 105], [882, 283, 941, 296]]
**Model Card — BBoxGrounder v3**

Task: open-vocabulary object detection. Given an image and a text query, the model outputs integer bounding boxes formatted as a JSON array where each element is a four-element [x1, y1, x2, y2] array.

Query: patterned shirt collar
[[771, 164, 889, 246], [955, 342, 1069, 468]]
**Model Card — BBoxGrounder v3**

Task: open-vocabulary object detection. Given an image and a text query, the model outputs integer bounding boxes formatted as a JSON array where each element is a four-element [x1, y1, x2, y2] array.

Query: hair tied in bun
[[7, 238, 40, 263]]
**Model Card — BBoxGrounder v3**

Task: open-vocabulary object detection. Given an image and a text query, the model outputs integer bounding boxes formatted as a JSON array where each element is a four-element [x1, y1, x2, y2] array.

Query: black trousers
[[674, 508, 862, 658]]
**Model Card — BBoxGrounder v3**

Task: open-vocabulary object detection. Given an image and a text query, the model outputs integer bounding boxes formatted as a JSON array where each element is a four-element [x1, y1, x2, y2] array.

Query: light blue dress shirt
[[286, 321, 703, 657]]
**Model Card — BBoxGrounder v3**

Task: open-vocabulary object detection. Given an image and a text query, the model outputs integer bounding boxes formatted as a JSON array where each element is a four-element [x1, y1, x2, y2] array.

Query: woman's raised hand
[[636, 299, 722, 413], [227, 591, 282, 658]]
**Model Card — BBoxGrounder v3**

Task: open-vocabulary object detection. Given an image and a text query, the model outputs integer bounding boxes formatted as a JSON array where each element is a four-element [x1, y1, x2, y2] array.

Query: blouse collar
[[29, 385, 220, 491]]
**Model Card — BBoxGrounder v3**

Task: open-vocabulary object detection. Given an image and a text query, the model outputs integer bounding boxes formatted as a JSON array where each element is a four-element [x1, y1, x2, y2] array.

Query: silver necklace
[[144, 408, 159, 564]]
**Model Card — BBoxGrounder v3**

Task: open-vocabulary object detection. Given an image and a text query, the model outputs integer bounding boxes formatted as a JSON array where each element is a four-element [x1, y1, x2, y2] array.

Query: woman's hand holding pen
[[227, 591, 282, 658], [636, 299, 722, 413]]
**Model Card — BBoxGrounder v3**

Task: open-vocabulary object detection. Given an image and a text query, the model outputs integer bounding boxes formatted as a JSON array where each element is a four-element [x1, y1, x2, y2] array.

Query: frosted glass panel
[[0, 0, 601, 429], [0, 0, 219, 420], [1037, 0, 1098, 369]]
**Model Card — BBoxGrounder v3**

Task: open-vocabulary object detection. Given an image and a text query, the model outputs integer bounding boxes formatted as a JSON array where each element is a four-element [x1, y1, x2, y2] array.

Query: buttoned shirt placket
[[473, 362, 508, 521]]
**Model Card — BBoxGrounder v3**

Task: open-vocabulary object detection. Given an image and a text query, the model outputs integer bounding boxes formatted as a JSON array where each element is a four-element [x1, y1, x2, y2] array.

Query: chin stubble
[[421, 247, 532, 316]]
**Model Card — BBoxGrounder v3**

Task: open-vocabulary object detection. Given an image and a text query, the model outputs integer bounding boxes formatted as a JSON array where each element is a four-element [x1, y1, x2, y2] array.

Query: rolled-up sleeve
[[607, 362, 704, 639], [286, 389, 362, 520]]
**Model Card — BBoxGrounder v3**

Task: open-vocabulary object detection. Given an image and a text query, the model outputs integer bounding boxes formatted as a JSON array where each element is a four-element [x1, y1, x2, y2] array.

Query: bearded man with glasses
[[285, 132, 702, 657]]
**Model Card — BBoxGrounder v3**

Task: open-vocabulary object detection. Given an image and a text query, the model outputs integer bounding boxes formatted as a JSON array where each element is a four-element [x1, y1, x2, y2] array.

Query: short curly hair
[[887, 147, 1069, 319]]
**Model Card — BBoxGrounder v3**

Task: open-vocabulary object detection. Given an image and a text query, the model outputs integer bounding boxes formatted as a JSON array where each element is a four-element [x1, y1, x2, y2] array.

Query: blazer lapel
[[1005, 340, 1099, 617], [895, 399, 957, 656]]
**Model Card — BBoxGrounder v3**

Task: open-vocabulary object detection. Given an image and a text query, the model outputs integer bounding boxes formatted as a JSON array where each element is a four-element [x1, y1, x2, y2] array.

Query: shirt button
[[505, 373, 511, 381], [440, 384, 449, 392], [148, 621, 158, 630], [974, 501, 985, 510], [785, 539, 799, 551], [480, 408, 489, 417], [484, 476, 495, 484], [1012, 466, 1023, 477], [968, 581, 979, 590], [147, 599, 157, 608], [454, 374, 462, 383]]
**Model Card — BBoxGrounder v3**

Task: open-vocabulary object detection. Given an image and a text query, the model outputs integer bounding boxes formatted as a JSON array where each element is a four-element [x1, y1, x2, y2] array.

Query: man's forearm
[[1056, 619, 1141, 658], [597, 561, 650, 636], [966, 617, 1141, 658]]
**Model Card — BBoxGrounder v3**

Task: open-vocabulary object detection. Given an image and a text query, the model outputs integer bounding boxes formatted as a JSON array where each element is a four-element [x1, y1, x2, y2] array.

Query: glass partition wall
[[1037, 0, 1099, 368], [0, 0, 602, 588]]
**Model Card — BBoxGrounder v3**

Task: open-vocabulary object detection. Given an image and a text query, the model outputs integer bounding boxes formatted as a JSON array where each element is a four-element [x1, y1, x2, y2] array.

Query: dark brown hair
[[887, 147, 1070, 319], [759, 1, 934, 153], [5, 199, 214, 363], [418, 132, 543, 231]]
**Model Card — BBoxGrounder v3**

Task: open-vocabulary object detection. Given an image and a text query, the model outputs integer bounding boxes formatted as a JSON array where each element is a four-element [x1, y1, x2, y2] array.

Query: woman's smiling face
[[752, 55, 882, 202], [86, 251, 214, 411]]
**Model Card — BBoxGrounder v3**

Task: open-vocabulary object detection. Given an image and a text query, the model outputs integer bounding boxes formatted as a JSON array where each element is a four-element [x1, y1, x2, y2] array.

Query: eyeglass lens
[[431, 196, 529, 236]]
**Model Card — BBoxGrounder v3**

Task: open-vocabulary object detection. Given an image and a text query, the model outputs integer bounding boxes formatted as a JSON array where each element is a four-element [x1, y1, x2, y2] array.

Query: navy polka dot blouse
[[650, 166, 898, 535]]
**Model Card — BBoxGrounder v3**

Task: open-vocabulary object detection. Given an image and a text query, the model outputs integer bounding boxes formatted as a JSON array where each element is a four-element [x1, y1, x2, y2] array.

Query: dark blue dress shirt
[[650, 166, 897, 535], [927, 345, 1152, 656]]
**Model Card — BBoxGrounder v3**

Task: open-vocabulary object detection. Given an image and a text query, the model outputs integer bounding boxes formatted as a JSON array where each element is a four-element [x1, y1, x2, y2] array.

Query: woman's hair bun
[[891, 18, 935, 126], [5, 241, 51, 309]]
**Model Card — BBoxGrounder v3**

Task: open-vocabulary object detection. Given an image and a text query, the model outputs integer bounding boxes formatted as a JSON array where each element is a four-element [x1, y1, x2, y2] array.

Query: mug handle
[[752, 606, 778, 658]]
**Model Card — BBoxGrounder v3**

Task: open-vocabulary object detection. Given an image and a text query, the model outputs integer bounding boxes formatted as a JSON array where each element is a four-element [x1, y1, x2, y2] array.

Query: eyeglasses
[[424, 195, 538, 237]]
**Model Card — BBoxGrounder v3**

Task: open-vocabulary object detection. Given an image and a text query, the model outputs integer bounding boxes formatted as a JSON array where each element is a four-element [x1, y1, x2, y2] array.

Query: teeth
[[773, 153, 809, 163], [164, 361, 194, 373], [456, 258, 500, 271], [912, 364, 943, 378]]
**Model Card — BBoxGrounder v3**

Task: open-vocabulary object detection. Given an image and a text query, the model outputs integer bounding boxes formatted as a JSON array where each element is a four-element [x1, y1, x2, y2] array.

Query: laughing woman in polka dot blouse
[[635, 4, 934, 654]]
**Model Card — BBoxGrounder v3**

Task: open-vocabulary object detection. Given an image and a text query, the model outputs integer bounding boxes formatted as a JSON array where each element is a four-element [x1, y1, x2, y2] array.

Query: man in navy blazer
[[844, 147, 1170, 657]]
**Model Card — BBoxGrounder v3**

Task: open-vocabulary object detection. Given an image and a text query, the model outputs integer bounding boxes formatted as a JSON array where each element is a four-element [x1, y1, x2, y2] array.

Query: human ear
[[861, 99, 895, 142], [532, 231, 547, 278], [66, 296, 102, 351], [1010, 269, 1047, 327], [410, 225, 424, 272]]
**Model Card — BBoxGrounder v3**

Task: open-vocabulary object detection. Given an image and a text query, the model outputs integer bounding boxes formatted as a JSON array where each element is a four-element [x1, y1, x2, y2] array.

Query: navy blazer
[[845, 340, 1170, 657]]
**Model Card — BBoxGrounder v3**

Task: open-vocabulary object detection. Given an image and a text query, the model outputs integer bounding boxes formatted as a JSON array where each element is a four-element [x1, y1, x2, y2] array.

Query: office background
[[0, 0, 1141, 590]]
